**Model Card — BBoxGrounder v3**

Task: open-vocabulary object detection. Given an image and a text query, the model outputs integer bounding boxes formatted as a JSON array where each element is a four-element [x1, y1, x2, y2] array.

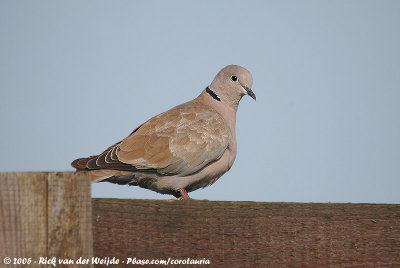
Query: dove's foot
[[177, 189, 192, 200]]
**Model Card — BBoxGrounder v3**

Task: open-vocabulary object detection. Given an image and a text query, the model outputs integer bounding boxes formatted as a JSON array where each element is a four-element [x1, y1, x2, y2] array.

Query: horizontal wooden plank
[[93, 199, 400, 267]]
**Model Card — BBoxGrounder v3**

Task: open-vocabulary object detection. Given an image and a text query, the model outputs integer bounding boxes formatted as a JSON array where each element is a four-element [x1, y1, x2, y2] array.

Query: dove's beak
[[245, 87, 256, 100]]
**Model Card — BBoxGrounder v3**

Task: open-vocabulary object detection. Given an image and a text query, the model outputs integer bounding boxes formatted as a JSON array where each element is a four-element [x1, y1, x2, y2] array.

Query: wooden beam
[[93, 198, 400, 267]]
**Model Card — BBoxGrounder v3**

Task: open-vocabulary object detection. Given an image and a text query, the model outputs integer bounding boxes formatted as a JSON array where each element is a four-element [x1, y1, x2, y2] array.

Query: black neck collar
[[206, 87, 221, 102]]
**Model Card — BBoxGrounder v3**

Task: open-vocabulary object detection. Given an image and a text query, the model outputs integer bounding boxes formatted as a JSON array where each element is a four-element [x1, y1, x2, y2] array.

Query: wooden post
[[0, 173, 47, 264], [0, 172, 93, 268], [93, 199, 400, 267]]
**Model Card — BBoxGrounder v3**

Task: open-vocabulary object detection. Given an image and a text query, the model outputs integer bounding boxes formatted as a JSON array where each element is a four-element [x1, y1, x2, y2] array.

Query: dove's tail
[[71, 156, 97, 170], [71, 156, 133, 183]]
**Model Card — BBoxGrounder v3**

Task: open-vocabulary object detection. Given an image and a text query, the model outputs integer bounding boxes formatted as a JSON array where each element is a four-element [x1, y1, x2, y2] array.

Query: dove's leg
[[177, 189, 192, 200]]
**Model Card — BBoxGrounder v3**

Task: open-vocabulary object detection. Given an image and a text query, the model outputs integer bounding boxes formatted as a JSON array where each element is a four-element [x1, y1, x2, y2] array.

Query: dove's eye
[[231, 75, 238, 82]]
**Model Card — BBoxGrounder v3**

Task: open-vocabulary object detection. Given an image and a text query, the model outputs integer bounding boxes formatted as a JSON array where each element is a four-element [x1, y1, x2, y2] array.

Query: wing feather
[[73, 104, 229, 177], [118, 105, 229, 176]]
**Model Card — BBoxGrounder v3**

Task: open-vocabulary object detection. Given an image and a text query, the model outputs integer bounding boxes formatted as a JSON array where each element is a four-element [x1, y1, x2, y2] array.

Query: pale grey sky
[[1, 1, 399, 203]]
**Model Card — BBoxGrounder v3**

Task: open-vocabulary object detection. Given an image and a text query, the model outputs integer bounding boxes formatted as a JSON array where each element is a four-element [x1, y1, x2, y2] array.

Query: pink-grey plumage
[[71, 65, 255, 199]]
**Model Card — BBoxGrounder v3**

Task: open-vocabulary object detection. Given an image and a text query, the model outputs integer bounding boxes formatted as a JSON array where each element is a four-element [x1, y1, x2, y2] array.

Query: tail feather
[[71, 156, 97, 170]]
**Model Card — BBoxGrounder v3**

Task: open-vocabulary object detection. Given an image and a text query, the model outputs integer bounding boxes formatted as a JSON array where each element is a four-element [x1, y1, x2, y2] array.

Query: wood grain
[[93, 199, 400, 267], [0, 172, 93, 268], [47, 172, 93, 263], [0, 172, 47, 264], [2, 172, 400, 267]]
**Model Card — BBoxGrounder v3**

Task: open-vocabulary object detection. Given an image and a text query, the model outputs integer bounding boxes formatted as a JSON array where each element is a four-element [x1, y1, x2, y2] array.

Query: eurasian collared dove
[[72, 65, 255, 199]]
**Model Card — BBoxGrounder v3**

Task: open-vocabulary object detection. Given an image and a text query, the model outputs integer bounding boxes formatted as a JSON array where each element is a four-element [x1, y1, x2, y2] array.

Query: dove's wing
[[79, 104, 229, 177]]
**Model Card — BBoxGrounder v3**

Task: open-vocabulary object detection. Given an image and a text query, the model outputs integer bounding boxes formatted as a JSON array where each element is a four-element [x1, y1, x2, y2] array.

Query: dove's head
[[209, 65, 255, 109]]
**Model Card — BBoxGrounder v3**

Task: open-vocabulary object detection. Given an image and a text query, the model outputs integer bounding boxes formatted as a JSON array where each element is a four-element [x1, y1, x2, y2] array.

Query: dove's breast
[[152, 145, 236, 193]]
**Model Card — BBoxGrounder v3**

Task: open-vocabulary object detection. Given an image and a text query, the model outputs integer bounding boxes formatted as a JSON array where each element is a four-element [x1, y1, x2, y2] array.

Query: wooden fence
[[0, 172, 93, 268], [1, 172, 400, 267]]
